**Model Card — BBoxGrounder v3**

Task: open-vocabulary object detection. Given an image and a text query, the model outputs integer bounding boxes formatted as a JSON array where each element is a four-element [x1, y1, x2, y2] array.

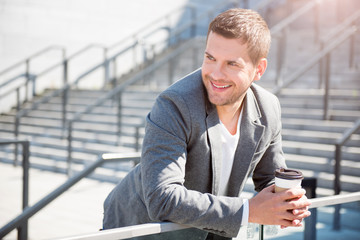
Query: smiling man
[[103, 8, 311, 240]]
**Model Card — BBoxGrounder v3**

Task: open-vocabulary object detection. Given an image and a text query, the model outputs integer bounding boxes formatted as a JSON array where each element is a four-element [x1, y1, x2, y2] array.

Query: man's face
[[201, 32, 263, 108]]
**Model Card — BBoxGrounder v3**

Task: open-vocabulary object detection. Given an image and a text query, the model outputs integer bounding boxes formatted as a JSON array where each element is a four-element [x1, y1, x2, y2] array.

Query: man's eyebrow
[[204, 51, 213, 56], [228, 59, 245, 65], [205, 51, 246, 66]]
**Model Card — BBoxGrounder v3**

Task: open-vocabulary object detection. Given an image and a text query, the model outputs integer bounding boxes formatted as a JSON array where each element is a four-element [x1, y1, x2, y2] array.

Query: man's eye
[[206, 55, 215, 61], [228, 62, 238, 67]]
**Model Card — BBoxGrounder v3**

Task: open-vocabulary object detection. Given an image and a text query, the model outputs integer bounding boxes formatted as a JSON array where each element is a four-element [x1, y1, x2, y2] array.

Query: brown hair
[[207, 8, 271, 65]]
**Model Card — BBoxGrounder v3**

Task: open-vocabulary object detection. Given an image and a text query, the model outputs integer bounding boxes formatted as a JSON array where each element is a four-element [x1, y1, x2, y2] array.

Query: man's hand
[[248, 184, 311, 227]]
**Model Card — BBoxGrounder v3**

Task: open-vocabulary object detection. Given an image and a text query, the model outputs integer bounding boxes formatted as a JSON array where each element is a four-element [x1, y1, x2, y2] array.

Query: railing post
[[168, 57, 175, 85], [14, 89, 21, 166], [303, 177, 317, 240], [314, 0, 320, 43], [323, 53, 331, 120], [259, 224, 264, 240], [318, 41, 324, 89], [62, 60, 68, 131], [333, 144, 342, 230], [19, 141, 30, 240], [31, 75, 37, 98], [103, 48, 110, 89], [112, 58, 118, 88], [133, 36, 139, 69], [25, 59, 30, 103], [192, 40, 199, 71], [243, 0, 249, 9], [135, 126, 140, 152], [349, 32, 355, 69], [189, 5, 197, 38], [67, 122, 73, 177], [117, 92, 122, 145], [275, 29, 287, 86]]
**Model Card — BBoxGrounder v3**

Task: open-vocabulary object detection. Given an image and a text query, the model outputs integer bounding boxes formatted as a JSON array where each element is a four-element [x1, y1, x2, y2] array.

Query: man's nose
[[210, 64, 225, 80]]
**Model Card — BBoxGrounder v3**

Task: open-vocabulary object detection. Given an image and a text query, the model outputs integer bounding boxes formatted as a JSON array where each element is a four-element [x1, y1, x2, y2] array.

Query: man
[[103, 8, 311, 239]]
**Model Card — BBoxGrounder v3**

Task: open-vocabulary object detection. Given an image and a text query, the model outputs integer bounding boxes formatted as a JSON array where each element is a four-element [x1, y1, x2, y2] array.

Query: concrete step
[[286, 153, 360, 177], [282, 129, 360, 147], [0, 113, 144, 130], [285, 153, 360, 192], [301, 169, 360, 193], [9, 101, 152, 119], [278, 88, 360, 101], [0, 121, 145, 150], [281, 118, 356, 133], [0, 141, 135, 174], [280, 99, 360, 111], [282, 107, 360, 121], [283, 140, 360, 161]]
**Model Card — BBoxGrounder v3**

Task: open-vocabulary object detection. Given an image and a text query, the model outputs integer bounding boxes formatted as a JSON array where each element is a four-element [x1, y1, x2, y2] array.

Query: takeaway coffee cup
[[275, 168, 304, 192]]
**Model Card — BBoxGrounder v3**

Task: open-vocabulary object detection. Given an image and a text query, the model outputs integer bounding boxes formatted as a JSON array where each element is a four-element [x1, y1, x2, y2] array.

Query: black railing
[[65, 38, 202, 175], [63, 0, 248, 175], [51, 192, 360, 240], [270, 0, 322, 85], [0, 139, 30, 240], [4, 3, 197, 163], [4, 149, 350, 240], [2, 0, 285, 173], [0, 45, 65, 115], [333, 118, 360, 230], [272, 26, 358, 116], [0, 152, 141, 240]]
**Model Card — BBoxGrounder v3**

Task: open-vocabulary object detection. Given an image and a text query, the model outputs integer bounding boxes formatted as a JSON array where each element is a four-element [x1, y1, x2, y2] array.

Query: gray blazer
[[103, 69, 286, 239]]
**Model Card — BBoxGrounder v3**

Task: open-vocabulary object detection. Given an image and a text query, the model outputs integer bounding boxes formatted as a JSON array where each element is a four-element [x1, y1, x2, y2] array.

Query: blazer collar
[[205, 99, 222, 195], [205, 85, 265, 196], [227, 86, 265, 197]]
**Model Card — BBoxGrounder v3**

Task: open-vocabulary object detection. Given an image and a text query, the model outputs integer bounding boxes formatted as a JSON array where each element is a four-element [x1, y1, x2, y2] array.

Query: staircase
[[0, 0, 359, 198], [1, 40, 359, 200], [0, 87, 156, 177]]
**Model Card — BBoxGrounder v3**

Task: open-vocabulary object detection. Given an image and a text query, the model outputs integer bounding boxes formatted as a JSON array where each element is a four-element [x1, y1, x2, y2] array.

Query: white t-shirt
[[218, 111, 249, 237]]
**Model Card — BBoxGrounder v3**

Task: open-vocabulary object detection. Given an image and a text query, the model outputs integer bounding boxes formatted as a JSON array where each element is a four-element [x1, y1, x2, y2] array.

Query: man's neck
[[216, 100, 243, 135]]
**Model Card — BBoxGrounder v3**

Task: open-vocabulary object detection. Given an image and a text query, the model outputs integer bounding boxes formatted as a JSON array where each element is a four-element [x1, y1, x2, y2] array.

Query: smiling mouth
[[212, 82, 231, 89]]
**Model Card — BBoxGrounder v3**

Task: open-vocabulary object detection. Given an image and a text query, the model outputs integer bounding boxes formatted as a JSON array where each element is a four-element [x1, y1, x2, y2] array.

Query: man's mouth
[[212, 82, 231, 89]]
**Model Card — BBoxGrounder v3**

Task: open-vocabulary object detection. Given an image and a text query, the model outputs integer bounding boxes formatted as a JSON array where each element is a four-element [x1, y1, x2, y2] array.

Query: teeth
[[213, 83, 230, 89]]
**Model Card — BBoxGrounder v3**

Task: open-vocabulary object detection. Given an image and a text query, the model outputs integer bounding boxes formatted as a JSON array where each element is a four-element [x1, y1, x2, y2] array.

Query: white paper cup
[[274, 168, 303, 192]]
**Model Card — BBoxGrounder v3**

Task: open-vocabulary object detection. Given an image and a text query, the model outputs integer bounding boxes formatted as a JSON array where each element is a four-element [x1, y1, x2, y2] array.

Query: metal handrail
[[107, 4, 195, 50], [0, 45, 65, 77], [4, 145, 358, 240], [272, 26, 357, 95], [318, 9, 360, 88], [53, 192, 360, 240], [10, 0, 275, 171], [4, 2, 196, 127], [270, 0, 321, 36], [320, 9, 360, 44], [63, 0, 343, 174], [0, 46, 66, 116], [0, 139, 30, 240], [65, 38, 201, 175], [333, 118, 360, 230], [0, 152, 141, 240], [64, 0, 243, 174], [270, 0, 322, 85], [10, 3, 198, 157]]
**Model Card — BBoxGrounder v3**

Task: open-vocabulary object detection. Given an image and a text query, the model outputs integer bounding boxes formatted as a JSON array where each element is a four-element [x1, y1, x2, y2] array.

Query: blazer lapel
[[227, 88, 265, 197], [205, 103, 222, 196]]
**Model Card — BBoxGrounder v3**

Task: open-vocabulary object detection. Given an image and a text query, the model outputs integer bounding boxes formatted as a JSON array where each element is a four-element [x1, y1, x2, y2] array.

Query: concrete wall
[[0, 0, 189, 72]]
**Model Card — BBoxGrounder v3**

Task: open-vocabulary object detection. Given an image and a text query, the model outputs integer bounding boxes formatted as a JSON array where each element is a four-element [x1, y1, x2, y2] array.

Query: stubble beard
[[203, 74, 244, 107]]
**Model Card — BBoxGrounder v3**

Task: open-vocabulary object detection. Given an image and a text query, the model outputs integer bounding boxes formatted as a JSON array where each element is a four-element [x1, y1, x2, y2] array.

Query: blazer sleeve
[[252, 95, 287, 192], [140, 89, 244, 238]]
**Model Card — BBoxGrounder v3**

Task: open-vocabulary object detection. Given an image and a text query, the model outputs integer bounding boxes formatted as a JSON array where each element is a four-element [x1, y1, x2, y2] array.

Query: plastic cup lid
[[275, 168, 303, 180]]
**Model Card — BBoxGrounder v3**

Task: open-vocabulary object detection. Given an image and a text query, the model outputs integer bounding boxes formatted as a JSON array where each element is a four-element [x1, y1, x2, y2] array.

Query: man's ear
[[254, 58, 267, 81]]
